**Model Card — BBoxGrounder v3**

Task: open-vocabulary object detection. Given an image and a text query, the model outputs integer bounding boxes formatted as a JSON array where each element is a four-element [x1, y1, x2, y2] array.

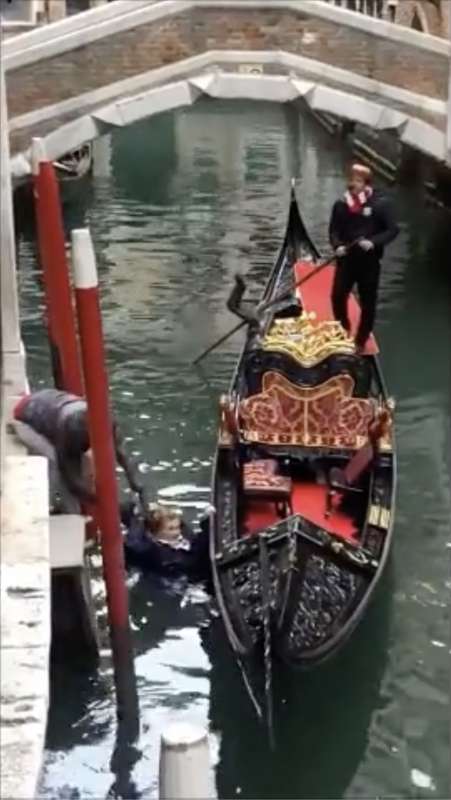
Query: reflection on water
[[16, 101, 450, 799]]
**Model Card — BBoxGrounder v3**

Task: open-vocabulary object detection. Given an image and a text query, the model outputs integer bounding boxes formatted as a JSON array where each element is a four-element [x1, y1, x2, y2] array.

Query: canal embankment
[[1, 64, 50, 800]]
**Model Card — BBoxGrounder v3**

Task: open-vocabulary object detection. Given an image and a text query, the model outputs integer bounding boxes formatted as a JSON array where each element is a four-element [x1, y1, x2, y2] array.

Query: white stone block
[[207, 73, 298, 102], [376, 107, 408, 132], [189, 73, 216, 94], [117, 82, 197, 126], [1, 455, 49, 566], [50, 514, 86, 570], [401, 117, 446, 161], [159, 723, 213, 800], [306, 85, 382, 128]]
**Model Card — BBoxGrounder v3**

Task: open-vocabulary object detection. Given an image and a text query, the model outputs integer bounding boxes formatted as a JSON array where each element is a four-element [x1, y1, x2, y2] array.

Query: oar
[[192, 319, 245, 366], [192, 244, 356, 367]]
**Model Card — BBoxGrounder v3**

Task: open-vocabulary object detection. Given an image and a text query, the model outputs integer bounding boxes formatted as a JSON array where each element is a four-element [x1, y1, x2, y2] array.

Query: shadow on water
[[46, 656, 142, 800], [204, 564, 394, 800], [111, 114, 177, 207], [128, 571, 211, 658], [44, 558, 393, 800]]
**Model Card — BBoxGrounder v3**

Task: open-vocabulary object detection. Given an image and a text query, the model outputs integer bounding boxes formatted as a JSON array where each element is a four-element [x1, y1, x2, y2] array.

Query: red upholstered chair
[[243, 459, 278, 479], [326, 407, 393, 517], [243, 460, 293, 518]]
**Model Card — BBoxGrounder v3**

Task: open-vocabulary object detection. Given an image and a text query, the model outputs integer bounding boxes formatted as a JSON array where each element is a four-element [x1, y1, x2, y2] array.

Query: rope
[[259, 534, 275, 750], [237, 656, 263, 721]]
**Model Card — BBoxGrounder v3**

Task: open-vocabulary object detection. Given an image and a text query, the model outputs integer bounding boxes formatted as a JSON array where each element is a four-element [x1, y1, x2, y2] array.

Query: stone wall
[[393, 0, 449, 38], [6, 5, 449, 122], [327, 0, 450, 38]]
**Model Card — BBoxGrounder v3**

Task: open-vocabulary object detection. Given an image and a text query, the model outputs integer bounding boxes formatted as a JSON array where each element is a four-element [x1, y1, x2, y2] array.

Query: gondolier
[[12, 388, 142, 512], [329, 164, 399, 352]]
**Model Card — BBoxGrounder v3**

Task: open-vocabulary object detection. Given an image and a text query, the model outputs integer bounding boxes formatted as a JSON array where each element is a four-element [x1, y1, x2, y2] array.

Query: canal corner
[[1, 55, 51, 798], [1, 60, 98, 798]]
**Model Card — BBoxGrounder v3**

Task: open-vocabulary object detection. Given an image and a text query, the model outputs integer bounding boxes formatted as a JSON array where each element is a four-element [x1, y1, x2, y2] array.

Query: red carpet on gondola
[[291, 482, 357, 541], [244, 482, 357, 541], [294, 261, 379, 356]]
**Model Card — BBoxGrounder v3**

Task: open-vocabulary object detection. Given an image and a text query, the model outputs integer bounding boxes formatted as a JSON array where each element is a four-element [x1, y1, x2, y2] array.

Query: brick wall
[[322, 0, 449, 35], [393, 0, 446, 37], [6, 6, 448, 126]]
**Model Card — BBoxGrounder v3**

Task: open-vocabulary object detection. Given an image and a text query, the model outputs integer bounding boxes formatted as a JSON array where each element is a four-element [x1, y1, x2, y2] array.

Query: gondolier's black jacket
[[329, 191, 399, 260]]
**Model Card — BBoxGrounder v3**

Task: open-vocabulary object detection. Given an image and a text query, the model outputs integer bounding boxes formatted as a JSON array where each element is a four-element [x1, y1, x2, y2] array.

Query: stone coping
[[9, 60, 448, 180], [8, 49, 446, 138]]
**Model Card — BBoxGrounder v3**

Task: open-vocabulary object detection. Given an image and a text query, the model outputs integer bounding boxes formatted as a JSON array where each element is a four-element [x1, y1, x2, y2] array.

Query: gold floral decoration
[[262, 312, 356, 367]]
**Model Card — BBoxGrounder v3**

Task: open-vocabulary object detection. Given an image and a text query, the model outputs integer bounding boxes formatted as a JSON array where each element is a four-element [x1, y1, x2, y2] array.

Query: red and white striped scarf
[[345, 186, 373, 214]]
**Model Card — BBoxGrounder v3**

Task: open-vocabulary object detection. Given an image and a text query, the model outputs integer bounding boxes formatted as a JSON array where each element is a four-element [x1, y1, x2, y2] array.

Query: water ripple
[[16, 101, 450, 800]]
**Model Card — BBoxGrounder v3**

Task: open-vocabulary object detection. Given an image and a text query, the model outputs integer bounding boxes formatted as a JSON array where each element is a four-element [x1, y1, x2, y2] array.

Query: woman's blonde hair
[[147, 504, 180, 534]]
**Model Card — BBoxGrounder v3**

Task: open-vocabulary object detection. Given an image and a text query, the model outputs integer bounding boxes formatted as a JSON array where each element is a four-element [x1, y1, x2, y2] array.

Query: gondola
[[209, 182, 396, 728], [54, 143, 93, 181]]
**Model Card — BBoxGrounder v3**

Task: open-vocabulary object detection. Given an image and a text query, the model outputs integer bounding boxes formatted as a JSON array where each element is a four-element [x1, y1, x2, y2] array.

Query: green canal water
[[16, 102, 450, 799]]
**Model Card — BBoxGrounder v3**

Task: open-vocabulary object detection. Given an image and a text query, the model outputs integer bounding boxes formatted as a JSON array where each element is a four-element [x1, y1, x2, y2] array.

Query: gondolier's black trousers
[[332, 252, 381, 347]]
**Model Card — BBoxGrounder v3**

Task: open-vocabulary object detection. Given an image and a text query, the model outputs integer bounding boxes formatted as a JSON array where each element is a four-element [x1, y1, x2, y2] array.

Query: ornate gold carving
[[218, 394, 237, 448], [378, 436, 393, 453], [368, 504, 381, 527], [243, 430, 368, 450], [368, 503, 391, 530], [262, 312, 355, 367], [376, 397, 394, 452]]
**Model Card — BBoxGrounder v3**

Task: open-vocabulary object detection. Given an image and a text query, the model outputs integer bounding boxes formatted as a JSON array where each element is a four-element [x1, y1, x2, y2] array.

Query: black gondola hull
[[210, 183, 396, 675]]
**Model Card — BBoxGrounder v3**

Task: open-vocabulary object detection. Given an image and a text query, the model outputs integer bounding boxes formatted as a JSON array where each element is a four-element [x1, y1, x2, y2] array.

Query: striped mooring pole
[[71, 227, 139, 733]]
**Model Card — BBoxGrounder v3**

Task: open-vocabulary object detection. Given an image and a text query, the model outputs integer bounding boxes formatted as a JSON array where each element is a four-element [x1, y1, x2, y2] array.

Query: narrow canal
[[16, 101, 450, 799]]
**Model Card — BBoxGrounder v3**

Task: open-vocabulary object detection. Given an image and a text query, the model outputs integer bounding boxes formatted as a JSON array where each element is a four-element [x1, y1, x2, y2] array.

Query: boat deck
[[244, 481, 358, 541], [294, 260, 379, 356]]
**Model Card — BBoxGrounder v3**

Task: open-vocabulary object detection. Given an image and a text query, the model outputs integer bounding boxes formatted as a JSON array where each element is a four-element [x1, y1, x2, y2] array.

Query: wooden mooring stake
[[72, 227, 139, 733], [31, 137, 83, 395]]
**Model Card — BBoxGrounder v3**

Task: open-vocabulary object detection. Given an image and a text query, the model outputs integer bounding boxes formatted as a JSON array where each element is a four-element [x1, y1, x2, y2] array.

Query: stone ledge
[[0, 658, 48, 800], [0, 455, 50, 800], [1, 456, 50, 566], [1, 348, 27, 396]]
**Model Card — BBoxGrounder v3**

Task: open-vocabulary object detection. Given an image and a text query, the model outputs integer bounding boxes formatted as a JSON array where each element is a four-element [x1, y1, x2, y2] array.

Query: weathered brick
[[6, 5, 448, 154]]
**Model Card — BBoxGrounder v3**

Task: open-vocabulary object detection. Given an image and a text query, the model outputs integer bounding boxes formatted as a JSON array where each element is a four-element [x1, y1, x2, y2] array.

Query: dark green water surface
[[16, 102, 450, 799]]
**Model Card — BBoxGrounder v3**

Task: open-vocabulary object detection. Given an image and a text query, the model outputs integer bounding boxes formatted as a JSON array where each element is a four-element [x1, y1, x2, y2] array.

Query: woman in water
[[121, 501, 210, 582]]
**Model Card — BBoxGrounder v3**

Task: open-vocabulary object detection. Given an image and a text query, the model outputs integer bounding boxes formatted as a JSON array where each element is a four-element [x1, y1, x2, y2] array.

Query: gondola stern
[[287, 178, 321, 260]]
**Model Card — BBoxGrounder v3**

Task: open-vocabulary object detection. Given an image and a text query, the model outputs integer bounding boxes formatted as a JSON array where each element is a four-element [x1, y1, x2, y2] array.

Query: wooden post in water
[[71, 228, 139, 732], [31, 137, 83, 395]]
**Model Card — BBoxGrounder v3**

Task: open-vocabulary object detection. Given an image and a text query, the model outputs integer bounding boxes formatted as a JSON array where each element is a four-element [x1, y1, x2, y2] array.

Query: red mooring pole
[[31, 137, 83, 395], [72, 228, 139, 732]]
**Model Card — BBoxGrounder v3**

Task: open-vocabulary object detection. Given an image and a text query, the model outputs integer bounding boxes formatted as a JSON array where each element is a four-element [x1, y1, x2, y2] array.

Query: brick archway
[[411, 3, 430, 34], [10, 69, 447, 180], [394, 0, 445, 37]]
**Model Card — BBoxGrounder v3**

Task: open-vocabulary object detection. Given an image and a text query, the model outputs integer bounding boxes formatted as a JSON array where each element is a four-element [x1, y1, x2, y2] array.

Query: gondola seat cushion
[[239, 371, 375, 449], [243, 459, 278, 480], [243, 473, 292, 496], [243, 468, 293, 519]]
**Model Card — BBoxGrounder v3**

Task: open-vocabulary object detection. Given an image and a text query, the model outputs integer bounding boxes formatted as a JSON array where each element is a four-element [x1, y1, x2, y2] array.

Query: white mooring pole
[[159, 723, 213, 800]]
